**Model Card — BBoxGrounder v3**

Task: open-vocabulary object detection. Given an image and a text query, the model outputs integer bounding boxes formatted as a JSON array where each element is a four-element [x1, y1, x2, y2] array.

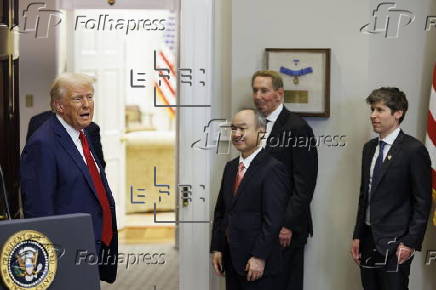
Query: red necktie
[[79, 131, 113, 246], [233, 162, 245, 195]]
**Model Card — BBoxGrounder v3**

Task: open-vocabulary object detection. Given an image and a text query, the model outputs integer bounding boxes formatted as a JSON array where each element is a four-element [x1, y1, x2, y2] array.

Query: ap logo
[[15, 2, 63, 38], [360, 2, 415, 39]]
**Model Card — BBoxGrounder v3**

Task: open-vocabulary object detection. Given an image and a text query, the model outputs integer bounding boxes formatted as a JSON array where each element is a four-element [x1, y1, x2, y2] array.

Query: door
[[68, 9, 126, 229], [60, 1, 215, 289], [0, 0, 20, 219]]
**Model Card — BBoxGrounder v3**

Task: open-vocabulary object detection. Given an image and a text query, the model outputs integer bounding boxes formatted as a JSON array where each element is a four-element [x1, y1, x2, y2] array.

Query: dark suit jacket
[[26, 111, 106, 169], [20, 115, 117, 282], [265, 107, 318, 245], [210, 150, 290, 276], [0, 164, 9, 219], [353, 130, 432, 254]]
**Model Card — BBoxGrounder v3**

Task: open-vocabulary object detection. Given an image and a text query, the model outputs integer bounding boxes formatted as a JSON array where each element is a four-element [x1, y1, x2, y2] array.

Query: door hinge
[[180, 185, 192, 207]]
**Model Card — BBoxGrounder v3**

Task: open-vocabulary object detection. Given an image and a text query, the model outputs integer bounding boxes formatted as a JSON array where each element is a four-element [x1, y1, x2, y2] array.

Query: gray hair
[[238, 108, 266, 130]]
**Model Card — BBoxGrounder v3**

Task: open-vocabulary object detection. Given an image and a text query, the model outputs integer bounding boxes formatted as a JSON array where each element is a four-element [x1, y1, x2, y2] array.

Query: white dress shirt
[[56, 114, 100, 172], [238, 146, 263, 173], [261, 103, 283, 148]]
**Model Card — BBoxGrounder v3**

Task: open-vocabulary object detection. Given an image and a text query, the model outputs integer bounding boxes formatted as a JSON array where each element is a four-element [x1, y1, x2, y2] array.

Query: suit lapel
[[266, 107, 289, 149], [225, 159, 238, 208], [371, 131, 404, 192], [50, 116, 97, 196], [230, 150, 266, 210]]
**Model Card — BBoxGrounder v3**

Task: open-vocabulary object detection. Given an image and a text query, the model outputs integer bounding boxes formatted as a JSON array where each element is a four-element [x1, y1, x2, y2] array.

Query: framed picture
[[265, 48, 330, 117]]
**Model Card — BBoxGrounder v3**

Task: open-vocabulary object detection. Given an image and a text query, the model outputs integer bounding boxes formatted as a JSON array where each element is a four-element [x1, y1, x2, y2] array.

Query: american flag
[[427, 64, 436, 225], [154, 13, 177, 118]]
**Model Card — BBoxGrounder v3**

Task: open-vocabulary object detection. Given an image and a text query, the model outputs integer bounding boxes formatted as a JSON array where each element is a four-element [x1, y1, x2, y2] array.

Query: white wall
[[224, 0, 436, 289], [209, 0, 232, 289], [19, 0, 59, 151]]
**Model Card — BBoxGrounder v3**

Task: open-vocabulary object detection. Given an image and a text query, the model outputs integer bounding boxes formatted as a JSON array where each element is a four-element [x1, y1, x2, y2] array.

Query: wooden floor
[[101, 213, 178, 289], [119, 212, 176, 244], [100, 243, 178, 290]]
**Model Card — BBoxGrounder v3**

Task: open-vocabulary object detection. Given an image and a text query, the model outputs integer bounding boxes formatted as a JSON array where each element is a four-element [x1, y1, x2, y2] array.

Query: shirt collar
[[379, 127, 400, 146], [266, 103, 283, 123], [239, 146, 262, 169], [56, 114, 81, 142]]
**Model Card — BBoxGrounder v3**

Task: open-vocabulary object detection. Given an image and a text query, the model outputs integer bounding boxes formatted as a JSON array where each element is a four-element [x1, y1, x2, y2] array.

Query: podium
[[0, 213, 100, 290]]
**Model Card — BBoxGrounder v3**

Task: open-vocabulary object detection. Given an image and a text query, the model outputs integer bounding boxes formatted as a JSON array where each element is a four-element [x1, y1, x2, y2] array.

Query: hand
[[244, 257, 265, 281], [211, 251, 224, 276], [279, 227, 292, 247], [396, 243, 414, 264], [351, 239, 361, 265]]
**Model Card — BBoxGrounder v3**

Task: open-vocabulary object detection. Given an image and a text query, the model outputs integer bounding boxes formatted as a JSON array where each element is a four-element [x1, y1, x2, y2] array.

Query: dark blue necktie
[[371, 140, 387, 189]]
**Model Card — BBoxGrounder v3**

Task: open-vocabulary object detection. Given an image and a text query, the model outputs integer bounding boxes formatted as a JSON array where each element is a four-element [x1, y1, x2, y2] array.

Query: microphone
[[0, 165, 11, 220]]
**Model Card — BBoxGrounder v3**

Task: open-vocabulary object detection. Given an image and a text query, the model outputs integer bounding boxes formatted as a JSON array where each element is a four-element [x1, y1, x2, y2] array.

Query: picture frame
[[265, 48, 331, 117]]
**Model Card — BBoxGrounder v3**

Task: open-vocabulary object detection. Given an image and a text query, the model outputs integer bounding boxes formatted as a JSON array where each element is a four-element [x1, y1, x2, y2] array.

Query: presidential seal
[[1, 230, 57, 289]]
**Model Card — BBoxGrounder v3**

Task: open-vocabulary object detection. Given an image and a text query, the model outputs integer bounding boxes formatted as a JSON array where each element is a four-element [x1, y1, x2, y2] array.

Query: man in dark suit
[[26, 110, 106, 169], [351, 88, 432, 290], [0, 164, 10, 220], [20, 72, 117, 283], [251, 70, 318, 290], [211, 109, 290, 290]]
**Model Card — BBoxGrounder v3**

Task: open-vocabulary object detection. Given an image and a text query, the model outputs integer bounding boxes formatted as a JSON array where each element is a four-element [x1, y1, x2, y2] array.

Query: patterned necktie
[[79, 131, 113, 246], [233, 162, 245, 195], [371, 140, 387, 190]]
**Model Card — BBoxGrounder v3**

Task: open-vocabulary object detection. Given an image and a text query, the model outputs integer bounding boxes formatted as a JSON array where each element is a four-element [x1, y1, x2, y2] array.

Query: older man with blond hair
[[21, 72, 118, 283], [251, 70, 318, 290]]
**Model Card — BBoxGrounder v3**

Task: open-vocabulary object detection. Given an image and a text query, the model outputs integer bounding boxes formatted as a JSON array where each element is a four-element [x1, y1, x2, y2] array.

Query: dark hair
[[251, 70, 283, 90], [366, 87, 408, 123]]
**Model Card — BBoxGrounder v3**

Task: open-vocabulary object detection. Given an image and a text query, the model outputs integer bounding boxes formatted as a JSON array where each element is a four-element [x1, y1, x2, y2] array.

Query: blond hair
[[50, 72, 96, 104], [251, 70, 283, 90]]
